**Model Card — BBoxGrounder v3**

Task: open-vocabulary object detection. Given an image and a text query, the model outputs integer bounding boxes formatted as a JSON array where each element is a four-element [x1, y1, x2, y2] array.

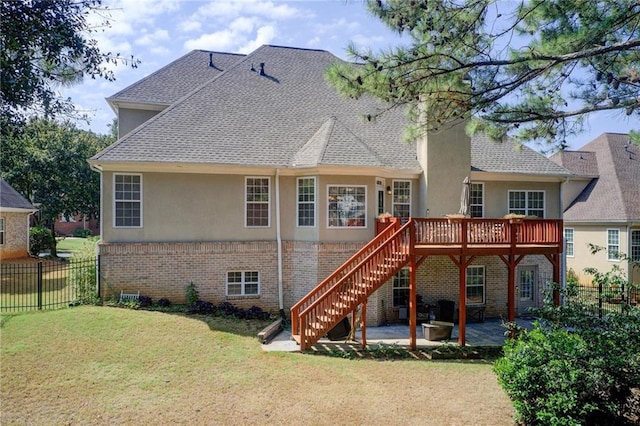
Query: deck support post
[[499, 254, 525, 322], [545, 253, 561, 306], [409, 220, 417, 350], [361, 302, 367, 349], [450, 255, 476, 346]]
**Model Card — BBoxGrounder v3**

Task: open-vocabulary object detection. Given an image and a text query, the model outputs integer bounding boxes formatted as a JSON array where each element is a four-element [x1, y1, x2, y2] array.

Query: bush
[[138, 295, 153, 308], [69, 257, 99, 305], [495, 299, 640, 425], [29, 226, 55, 256], [72, 228, 92, 238], [185, 282, 199, 307], [189, 300, 216, 314], [157, 298, 172, 307]]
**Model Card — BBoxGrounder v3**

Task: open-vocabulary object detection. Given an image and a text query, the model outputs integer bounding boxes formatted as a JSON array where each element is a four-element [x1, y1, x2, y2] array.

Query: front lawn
[[55, 236, 99, 256], [1, 306, 514, 425]]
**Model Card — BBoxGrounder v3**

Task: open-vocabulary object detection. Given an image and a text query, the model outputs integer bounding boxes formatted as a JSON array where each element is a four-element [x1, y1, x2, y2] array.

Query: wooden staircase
[[291, 219, 413, 350]]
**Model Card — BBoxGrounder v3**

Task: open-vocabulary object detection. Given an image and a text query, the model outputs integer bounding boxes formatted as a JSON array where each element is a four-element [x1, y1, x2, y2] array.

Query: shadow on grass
[[303, 341, 504, 362]]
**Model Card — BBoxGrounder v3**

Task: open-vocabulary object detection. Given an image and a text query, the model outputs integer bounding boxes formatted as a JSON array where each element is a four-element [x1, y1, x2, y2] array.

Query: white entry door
[[517, 266, 537, 315]]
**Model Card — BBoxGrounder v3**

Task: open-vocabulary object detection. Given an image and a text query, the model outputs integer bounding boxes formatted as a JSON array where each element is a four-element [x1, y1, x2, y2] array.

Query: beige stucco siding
[[481, 181, 562, 219], [565, 224, 638, 285], [118, 108, 162, 137]]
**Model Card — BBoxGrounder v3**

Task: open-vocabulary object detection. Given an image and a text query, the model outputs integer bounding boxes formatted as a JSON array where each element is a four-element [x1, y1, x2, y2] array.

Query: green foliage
[[0, 118, 112, 237], [327, 0, 640, 150], [69, 257, 99, 305], [0, 0, 139, 123], [185, 282, 199, 307], [72, 229, 92, 238], [496, 290, 640, 424], [29, 226, 54, 256]]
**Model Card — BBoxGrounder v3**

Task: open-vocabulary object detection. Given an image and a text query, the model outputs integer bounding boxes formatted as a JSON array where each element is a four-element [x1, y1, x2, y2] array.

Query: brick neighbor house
[[0, 178, 37, 260], [91, 45, 572, 348]]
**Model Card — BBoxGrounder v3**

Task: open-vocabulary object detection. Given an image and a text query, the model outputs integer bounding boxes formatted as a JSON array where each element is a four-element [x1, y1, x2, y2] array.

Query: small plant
[[185, 282, 199, 307], [29, 226, 55, 256], [189, 300, 216, 314]]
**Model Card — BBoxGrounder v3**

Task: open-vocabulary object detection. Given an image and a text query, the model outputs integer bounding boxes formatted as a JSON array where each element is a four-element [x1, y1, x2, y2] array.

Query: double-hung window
[[470, 183, 484, 218], [607, 229, 620, 261], [632, 230, 640, 262], [245, 177, 270, 227], [226, 271, 260, 296], [466, 266, 485, 305], [114, 174, 142, 227], [392, 180, 411, 220], [508, 190, 544, 217], [327, 185, 366, 228], [565, 228, 574, 257], [297, 177, 315, 227]]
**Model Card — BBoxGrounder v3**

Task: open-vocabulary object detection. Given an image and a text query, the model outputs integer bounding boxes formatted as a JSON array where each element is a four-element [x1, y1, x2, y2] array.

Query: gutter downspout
[[90, 164, 104, 243], [275, 169, 284, 313], [560, 176, 570, 303]]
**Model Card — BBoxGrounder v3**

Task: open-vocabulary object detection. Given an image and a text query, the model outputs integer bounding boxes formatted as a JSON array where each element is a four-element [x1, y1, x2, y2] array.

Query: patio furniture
[[422, 321, 454, 341]]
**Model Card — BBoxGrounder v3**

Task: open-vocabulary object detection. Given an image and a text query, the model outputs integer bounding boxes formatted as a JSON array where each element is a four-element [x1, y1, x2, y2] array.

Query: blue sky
[[64, 0, 636, 151]]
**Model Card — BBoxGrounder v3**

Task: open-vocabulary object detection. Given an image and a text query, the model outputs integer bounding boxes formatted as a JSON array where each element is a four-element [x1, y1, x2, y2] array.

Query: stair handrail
[[296, 220, 413, 349], [290, 218, 401, 334]]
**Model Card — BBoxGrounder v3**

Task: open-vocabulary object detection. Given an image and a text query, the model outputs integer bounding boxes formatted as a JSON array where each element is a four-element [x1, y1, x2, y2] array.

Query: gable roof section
[[107, 50, 246, 107], [471, 133, 572, 176], [549, 151, 599, 177], [0, 178, 35, 211], [94, 45, 573, 178], [94, 45, 418, 170], [551, 133, 640, 221]]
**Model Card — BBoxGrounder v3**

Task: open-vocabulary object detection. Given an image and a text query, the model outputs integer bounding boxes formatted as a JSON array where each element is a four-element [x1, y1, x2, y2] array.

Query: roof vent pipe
[[259, 62, 265, 76], [209, 53, 214, 68]]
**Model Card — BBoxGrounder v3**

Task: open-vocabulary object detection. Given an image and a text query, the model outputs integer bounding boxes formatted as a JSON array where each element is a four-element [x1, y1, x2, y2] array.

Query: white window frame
[[469, 182, 484, 218], [466, 265, 485, 306], [392, 267, 410, 307], [113, 173, 143, 228], [327, 185, 367, 228], [296, 177, 316, 228], [631, 230, 640, 262], [564, 228, 574, 257], [226, 271, 260, 296], [245, 177, 270, 228], [607, 229, 620, 261], [0, 217, 4, 245], [508, 190, 545, 218], [392, 180, 411, 220]]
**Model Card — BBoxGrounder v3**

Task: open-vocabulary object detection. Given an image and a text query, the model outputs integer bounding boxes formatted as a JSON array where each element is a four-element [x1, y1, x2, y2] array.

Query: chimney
[[259, 63, 265, 76], [209, 53, 214, 68]]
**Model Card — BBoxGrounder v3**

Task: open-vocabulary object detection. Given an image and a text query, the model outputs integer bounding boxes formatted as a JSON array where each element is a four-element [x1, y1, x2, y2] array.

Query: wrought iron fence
[[0, 257, 98, 312], [565, 281, 639, 317]]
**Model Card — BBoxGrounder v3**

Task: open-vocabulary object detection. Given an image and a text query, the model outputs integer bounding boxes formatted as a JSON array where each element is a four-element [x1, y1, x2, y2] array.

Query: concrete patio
[[262, 317, 536, 352]]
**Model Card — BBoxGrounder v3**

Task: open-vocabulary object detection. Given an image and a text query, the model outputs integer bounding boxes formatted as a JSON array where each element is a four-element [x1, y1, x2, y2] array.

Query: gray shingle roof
[[94, 45, 573, 177], [471, 133, 572, 176], [551, 133, 640, 221], [0, 178, 35, 210], [107, 50, 246, 106]]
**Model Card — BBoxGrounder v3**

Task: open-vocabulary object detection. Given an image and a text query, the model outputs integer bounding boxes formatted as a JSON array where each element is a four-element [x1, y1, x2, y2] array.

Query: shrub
[[69, 257, 99, 305], [157, 298, 172, 307], [138, 295, 152, 308], [495, 297, 640, 425], [72, 228, 92, 238], [190, 300, 216, 314], [29, 226, 55, 256], [185, 282, 199, 307]]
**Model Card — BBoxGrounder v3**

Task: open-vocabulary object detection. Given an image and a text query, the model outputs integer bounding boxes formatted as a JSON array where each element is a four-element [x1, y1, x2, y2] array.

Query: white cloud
[[135, 29, 171, 47], [350, 34, 388, 51], [195, 0, 308, 20], [179, 18, 202, 33], [238, 25, 277, 53], [314, 18, 361, 35], [306, 36, 321, 47]]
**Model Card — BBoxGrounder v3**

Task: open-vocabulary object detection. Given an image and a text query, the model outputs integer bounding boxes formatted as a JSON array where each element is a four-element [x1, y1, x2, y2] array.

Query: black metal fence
[[0, 257, 98, 312], [566, 281, 639, 317]]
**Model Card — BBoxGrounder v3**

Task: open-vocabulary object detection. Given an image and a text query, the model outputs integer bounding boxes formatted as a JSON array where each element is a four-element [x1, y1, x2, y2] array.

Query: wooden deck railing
[[412, 218, 563, 247]]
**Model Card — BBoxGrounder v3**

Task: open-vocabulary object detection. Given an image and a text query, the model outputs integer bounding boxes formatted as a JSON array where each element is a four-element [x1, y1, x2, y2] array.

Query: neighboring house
[[90, 45, 571, 347], [551, 133, 640, 285], [0, 178, 37, 260], [54, 213, 99, 237]]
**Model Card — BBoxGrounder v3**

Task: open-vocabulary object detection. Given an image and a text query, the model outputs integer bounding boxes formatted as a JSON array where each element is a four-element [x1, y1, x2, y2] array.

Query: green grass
[[55, 236, 98, 256], [1, 306, 514, 425]]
